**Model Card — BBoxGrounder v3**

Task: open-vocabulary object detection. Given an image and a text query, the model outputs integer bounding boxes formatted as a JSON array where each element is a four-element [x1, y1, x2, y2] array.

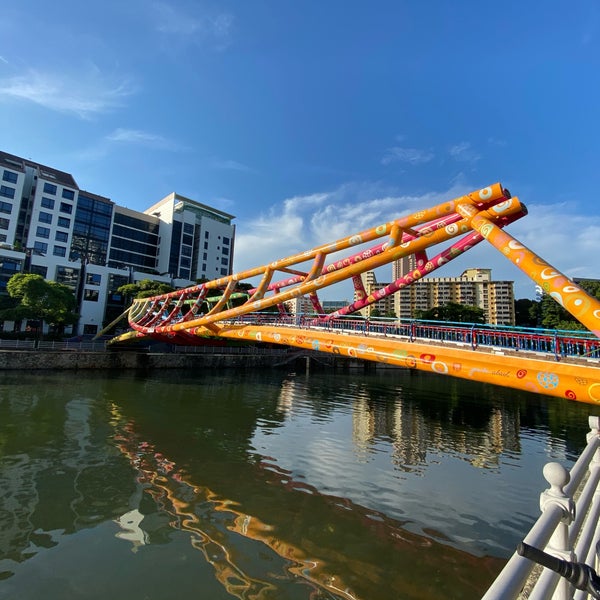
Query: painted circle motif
[[537, 372, 559, 390], [588, 383, 600, 403], [347, 347, 357, 357], [565, 390, 577, 400], [432, 361, 448, 374], [375, 224, 387, 235], [312, 340, 320, 351], [445, 223, 459, 235], [420, 353, 435, 363], [492, 200, 510, 213], [479, 187, 493, 200], [480, 223, 494, 238], [516, 369, 527, 379]]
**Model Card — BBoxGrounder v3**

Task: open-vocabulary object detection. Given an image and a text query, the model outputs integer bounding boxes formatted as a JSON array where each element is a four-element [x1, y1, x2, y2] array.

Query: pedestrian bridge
[[108, 183, 600, 404]]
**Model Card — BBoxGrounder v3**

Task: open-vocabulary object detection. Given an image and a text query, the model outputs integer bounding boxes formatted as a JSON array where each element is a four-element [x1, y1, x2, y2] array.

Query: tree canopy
[[117, 278, 175, 300], [1, 273, 78, 328], [415, 302, 486, 324]]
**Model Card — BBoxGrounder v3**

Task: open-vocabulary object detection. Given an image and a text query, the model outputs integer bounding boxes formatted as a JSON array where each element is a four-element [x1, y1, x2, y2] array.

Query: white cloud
[[106, 128, 180, 150], [449, 142, 481, 163], [210, 158, 257, 173], [0, 68, 134, 118], [381, 146, 434, 166], [150, 2, 234, 49]]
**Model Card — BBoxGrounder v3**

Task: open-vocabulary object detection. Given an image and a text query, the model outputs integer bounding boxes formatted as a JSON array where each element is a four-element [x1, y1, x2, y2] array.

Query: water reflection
[[0, 369, 593, 600]]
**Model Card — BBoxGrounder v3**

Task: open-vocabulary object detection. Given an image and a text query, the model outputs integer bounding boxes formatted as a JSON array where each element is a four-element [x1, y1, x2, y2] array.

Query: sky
[[1, 0, 599, 300]]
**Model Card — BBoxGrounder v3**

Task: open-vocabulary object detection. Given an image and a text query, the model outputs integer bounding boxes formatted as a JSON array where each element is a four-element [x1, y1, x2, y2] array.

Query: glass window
[[203, 242, 208, 250], [57, 217, 71, 228], [62, 189, 75, 200], [221, 257, 228, 265], [222, 247, 229, 256], [84, 289, 99, 302], [41, 197, 55, 209], [0, 201, 12, 214], [0, 185, 15, 199], [182, 234, 193, 246], [55, 266, 79, 287], [181, 246, 192, 257], [86, 273, 101, 286], [83, 324, 98, 334], [53, 246, 67, 257], [36, 226, 50, 239], [33, 241, 48, 254], [0, 218, 9, 230], [2, 171, 18, 183], [43, 182, 57, 195], [60, 202, 73, 214], [220, 268, 228, 276], [183, 223, 194, 234], [55, 231, 68, 242], [30, 264, 47, 278], [222, 236, 230, 245], [180, 257, 191, 268], [204, 231, 209, 239], [39, 211, 52, 223]]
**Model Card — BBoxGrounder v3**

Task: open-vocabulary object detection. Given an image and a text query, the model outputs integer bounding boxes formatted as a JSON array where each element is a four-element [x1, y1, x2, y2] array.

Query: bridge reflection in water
[[0, 370, 593, 599]]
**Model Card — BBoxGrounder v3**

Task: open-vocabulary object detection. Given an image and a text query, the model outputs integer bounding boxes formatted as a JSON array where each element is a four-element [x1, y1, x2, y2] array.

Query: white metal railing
[[483, 416, 600, 599]]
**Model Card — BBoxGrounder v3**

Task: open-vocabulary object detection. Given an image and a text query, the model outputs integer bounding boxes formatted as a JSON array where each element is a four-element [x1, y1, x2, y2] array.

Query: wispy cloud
[[381, 146, 435, 166], [106, 128, 180, 150], [0, 68, 135, 118], [0, 56, 8, 65], [449, 142, 481, 163], [150, 2, 234, 50], [210, 158, 257, 173]]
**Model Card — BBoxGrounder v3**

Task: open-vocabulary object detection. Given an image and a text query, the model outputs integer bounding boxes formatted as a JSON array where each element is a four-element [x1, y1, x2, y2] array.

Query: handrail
[[482, 416, 600, 599]]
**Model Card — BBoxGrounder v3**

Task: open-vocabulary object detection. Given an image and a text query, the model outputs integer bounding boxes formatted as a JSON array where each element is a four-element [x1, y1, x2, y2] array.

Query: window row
[[42, 182, 75, 200]]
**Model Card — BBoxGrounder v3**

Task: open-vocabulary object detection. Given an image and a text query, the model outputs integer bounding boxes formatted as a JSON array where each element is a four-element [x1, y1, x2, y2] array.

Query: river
[[0, 367, 594, 599]]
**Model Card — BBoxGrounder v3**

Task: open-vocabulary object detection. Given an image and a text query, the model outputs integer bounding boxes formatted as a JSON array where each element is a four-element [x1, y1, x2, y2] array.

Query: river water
[[0, 367, 594, 600]]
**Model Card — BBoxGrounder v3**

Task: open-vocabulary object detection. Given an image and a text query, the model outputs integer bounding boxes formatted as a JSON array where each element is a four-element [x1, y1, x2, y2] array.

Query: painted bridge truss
[[109, 183, 600, 404]]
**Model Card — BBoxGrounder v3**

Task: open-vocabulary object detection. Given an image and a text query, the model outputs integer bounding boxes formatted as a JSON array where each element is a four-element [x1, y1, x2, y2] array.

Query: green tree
[[117, 278, 175, 301], [514, 298, 540, 327], [1, 273, 78, 334], [415, 302, 486, 324]]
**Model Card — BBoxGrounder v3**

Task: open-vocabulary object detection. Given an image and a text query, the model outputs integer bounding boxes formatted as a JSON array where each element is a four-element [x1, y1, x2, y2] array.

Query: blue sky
[[1, 0, 599, 299]]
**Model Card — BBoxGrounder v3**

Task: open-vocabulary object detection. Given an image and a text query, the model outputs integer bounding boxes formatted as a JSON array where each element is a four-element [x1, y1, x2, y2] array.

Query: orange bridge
[[108, 183, 600, 404]]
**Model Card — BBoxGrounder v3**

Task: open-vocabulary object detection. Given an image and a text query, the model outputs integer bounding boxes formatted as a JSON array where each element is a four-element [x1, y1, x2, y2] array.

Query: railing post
[[539, 462, 576, 599]]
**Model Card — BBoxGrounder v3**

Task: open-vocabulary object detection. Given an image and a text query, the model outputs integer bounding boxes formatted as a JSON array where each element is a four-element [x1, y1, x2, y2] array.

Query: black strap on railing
[[517, 542, 600, 599]]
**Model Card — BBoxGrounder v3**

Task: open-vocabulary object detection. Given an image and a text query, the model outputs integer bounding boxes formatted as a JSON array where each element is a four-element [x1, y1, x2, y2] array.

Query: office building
[[0, 150, 235, 335]]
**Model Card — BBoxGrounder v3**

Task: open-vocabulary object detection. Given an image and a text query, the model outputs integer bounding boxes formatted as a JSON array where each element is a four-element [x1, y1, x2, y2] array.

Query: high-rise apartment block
[[0, 150, 235, 335], [359, 265, 515, 325]]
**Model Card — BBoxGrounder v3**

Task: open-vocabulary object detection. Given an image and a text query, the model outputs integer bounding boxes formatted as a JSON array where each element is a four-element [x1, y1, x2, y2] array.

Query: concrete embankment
[[0, 349, 381, 371]]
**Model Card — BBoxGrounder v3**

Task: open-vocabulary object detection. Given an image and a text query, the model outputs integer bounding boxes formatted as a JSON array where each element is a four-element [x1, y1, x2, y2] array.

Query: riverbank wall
[[0, 349, 381, 372]]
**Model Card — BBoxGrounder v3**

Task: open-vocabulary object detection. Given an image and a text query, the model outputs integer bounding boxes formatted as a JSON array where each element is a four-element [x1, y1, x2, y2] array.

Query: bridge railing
[[230, 313, 600, 361], [482, 416, 600, 599]]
